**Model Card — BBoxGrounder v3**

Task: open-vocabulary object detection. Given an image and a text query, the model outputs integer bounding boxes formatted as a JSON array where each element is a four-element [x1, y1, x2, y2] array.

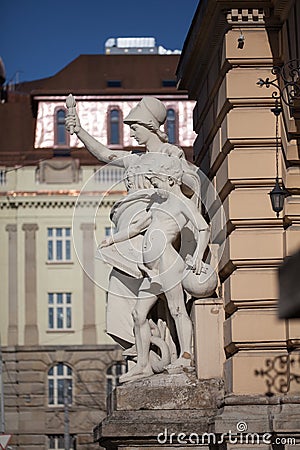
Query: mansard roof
[[17, 54, 182, 95], [0, 54, 191, 167]]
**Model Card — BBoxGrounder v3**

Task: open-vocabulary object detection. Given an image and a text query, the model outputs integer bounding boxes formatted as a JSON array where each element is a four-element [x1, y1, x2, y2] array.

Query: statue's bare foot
[[165, 352, 193, 374], [119, 364, 153, 383]]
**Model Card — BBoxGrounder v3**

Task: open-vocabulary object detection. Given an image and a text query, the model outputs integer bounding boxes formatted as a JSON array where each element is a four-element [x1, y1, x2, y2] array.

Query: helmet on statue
[[124, 97, 167, 130]]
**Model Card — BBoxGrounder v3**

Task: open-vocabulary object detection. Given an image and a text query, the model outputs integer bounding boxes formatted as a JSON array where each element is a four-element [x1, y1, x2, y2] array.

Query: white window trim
[[47, 227, 71, 262], [48, 364, 73, 407], [48, 292, 72, 331]]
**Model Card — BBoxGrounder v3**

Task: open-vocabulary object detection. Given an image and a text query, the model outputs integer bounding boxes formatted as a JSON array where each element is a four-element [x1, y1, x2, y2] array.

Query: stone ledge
[[108, 372, 224, 413]]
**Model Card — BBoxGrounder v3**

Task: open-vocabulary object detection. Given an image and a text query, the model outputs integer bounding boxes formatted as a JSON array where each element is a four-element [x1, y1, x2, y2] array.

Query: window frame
[[48, 292, 72, 331], [106, 361, 127, 396], [54, 107, 70, 148], [47, 227, 72, 263], [48, 363, 73, 407], [107, 106, 123, 147], [165, 106, 178, 145], [47, 434, 76, 449]]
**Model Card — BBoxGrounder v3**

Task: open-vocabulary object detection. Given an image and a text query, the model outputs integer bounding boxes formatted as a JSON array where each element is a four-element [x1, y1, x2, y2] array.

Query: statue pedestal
[[191, 297, 225, 379], [94, 372, 224, 449]]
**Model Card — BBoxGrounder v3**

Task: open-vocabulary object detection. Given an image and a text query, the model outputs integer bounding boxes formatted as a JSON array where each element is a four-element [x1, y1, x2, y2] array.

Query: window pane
[[67, 379, 72, 403], [66, 240, 71, 260], [66, 308, 72, 328], [48, 228, 53, 237], [48, 241, 53, 261], [49, 436, 55, 448], [56, 111, 66, 145], [116, 363, 124, 376], [48, 293, 54, 304], [57, 307, 63, 328], [57, 363, 64, 376], [110, 109, 120, 144], [56, 241, 62, 260], [65, 228, 71, 236], [48, 308, 54, 329], [57, 293, 63, 304], [67, 366, 72, 376], [48, 379, 54, 405], [57, 379, 64, 404], [48, 367, 54, 376], [57, 110, 65, 122], [66, 293, 71, 304], [56, 228, 62, 237], [166, 108, 176, 144], [57, 124, 66, 145]]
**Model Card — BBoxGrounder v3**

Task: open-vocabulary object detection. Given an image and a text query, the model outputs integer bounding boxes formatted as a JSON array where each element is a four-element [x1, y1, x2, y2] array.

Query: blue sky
[[1, 0, 199, 83]]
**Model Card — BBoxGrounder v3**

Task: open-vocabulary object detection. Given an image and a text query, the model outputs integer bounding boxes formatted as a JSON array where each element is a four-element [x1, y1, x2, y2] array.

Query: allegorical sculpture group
[[66, 96, 217, 382]]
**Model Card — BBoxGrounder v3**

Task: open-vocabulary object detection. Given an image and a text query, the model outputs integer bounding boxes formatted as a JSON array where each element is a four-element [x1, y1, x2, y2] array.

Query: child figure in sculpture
[[100, 153, 210, 382]]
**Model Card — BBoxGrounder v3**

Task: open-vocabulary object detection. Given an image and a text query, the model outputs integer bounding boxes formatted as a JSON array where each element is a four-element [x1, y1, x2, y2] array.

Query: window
[[48, 434, 76, 449], [108, 107, 122, 145], [48, 293, 72, 330], [107, 80, 122, 87], [162, 79, 177, 87], [0, 169, 6, 185], [106, 362, 126, 396], [166, 108, 177, 144], [55, 109, 68, 146], [48, 363, 73, 406], [47, 227, 71, 262]]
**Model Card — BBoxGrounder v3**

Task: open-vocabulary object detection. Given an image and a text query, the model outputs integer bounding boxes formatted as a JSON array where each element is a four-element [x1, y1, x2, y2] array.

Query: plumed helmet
[[124, 97, 167, 130]]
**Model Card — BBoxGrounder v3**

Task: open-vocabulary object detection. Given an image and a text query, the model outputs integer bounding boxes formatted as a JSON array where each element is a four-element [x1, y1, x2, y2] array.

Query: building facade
[[95, 2, 300, 449], [0, 52, 195, 449]]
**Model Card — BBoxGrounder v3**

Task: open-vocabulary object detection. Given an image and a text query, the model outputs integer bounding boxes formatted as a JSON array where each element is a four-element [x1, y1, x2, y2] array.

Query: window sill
[[46, 329, 75, 333], [46, 261, 74, 265]]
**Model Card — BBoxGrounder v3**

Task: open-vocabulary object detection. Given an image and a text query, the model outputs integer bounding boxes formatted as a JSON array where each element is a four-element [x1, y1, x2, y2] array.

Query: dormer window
[[107, 80, 122, 88]]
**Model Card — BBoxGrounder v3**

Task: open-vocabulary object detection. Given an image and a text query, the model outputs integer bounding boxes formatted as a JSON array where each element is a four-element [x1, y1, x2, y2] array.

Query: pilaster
[[5, 224, 18, 346], [22, 223, 39, 345], [80, 223, 97, 344]]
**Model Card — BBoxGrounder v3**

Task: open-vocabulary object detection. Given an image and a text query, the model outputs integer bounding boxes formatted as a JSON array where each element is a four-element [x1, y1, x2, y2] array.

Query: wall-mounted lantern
[[256, 60, 300, 216]]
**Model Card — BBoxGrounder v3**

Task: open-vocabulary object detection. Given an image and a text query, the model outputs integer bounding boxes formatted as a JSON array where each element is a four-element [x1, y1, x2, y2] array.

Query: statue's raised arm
[[65, 94, 129, 166]]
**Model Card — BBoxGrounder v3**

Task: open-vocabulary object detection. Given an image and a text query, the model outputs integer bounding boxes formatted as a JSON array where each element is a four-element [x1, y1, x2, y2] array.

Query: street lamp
[[268, 100, 290, 217], [256, 59, 299, 217], [269, 178, 288, 217]]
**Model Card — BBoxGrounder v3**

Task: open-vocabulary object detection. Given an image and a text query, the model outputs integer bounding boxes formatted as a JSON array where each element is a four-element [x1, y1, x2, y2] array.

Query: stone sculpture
[[65, 96, 217, 382]]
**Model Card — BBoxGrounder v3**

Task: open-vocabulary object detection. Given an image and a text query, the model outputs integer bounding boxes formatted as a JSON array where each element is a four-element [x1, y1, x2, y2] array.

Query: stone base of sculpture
[[94, 371, 224, 449]]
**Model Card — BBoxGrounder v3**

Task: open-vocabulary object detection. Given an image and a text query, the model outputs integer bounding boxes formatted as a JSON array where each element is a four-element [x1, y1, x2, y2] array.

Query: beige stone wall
[[3, 345, 122, 449], [180, 5, 300, 396], [0, 165, 123, 348]]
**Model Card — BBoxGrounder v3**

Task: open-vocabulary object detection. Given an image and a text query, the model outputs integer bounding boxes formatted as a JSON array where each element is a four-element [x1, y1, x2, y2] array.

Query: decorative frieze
[[226, 8, 265, 24]]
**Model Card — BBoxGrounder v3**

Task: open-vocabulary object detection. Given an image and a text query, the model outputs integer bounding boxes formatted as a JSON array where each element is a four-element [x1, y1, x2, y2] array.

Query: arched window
[[48, 363, 73, 406], [166, 108, 177, 144], [106, 362, 126, 396], [108, 108, 122, 145], [55, 109, 68, 146]]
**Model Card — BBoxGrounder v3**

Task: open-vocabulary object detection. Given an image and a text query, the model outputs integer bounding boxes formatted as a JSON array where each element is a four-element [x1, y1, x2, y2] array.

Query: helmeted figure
[[66, 96, 217, 382]]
